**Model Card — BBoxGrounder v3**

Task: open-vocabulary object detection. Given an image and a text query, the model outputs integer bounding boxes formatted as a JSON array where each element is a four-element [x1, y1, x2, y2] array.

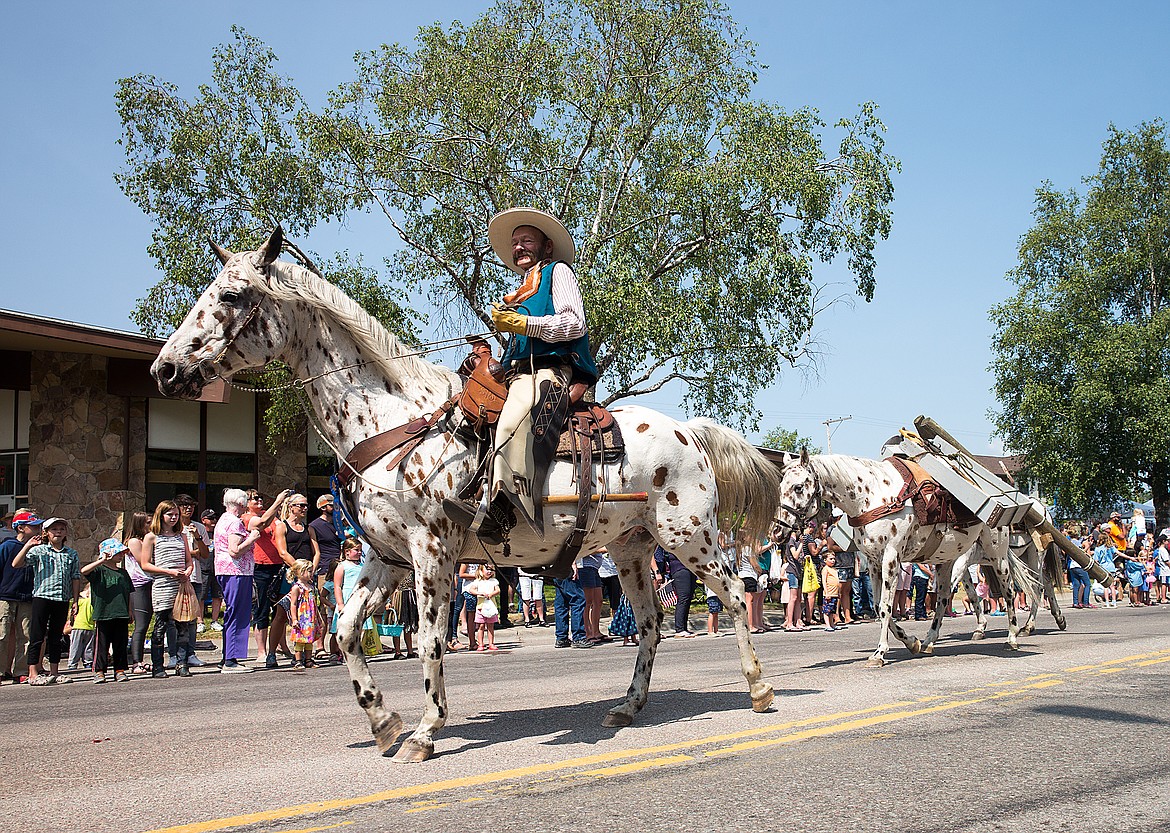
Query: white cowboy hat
[[488, 207, 575, 274]]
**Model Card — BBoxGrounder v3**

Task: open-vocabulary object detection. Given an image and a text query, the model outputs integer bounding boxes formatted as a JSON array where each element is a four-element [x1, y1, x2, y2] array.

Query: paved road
[[4, 602, 1168, 833]]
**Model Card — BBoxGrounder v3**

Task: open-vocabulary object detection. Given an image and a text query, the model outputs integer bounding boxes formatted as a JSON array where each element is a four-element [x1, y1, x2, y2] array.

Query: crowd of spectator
[[3, 495, 1167, 686]]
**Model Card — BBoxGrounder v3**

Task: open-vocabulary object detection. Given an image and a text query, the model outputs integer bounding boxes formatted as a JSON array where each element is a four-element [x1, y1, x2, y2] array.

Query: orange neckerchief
[[503, 262, 547, 307]]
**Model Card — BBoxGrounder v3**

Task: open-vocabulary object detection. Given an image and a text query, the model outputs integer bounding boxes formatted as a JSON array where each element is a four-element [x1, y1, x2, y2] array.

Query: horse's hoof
[[751, 683, 774, 713], [1022, 624, 1035, 636], [371, 713, 404, 755], [1005, 641, 1020, 652], [602, 709, 634, 728], [909, 638, 923, 655], [391, 737, 434, 763], [865, 656, 885, 669], [921, 643, 934, 655], [1057, 618, 1068, 631], [970, 630, 987, 641]]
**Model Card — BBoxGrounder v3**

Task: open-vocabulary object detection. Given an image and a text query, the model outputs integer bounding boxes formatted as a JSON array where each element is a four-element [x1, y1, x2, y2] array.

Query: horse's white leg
[[961, 574, 989, 639], [867, 552, 903, 667], [690, 552, 772, 713], [989, 553, 1022, 650], [919, 559, 957, 655], [1044, 569, 1067, 630], [338, 558, 406, 754], [392, 547, 457, 763], [604, 533, 663, 727]]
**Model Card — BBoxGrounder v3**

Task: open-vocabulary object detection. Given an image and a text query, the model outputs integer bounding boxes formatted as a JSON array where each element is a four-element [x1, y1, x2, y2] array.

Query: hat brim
[[15, 517, 45, 526], [488, 208, 575, 274], [43, 518, 67, 529]]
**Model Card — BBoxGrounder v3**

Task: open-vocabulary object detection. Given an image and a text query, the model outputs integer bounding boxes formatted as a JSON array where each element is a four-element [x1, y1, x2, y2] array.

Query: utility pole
[[822, 415, 852, 453]]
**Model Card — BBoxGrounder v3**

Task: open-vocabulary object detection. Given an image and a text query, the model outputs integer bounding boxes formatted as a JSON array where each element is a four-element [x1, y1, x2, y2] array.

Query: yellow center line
[[566, 754, 695, 778], [1133, 656, 1170, 667], [146, 647, 1165, 833], [704, 679, 1064, 757]]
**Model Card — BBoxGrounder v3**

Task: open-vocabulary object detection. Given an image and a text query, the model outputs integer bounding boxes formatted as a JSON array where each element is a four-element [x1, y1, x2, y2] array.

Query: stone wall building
[[1, 308, 323, 560]]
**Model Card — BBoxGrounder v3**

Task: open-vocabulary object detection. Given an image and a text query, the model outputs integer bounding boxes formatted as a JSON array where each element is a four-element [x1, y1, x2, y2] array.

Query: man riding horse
[[444, 207, 598, 544]]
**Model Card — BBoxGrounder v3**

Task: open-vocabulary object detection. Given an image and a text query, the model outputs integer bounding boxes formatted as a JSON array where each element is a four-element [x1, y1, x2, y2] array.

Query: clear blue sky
[[2, 1, 1167, 457]]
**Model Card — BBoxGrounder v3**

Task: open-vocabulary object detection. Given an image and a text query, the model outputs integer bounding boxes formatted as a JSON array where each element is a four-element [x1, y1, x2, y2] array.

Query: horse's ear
[[210, 239, 233, 265], [799, 446, 810, 466], [259, 226, 284, 267]]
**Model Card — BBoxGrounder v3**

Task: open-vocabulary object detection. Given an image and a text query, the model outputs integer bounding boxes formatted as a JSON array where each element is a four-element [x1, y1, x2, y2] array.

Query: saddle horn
[[259, 225, 284, 267], [209, 239, 233, 265]]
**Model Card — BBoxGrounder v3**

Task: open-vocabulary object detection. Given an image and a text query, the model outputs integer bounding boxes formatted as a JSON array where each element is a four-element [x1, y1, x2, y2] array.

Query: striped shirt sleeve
[[524, 262, 587, 342]]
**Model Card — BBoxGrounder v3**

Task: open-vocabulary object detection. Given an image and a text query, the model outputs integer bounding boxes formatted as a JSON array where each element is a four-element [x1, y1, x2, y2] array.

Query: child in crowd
[[1093, 539, 1120, 608], [287, 558, 320, 669], [468, 564, 500, 652], [332, 538, 374, 654], [82, 538, 135, 683], [13, 517, 81, 686], [821, 552, 844, 631], [705, 584, 724, 637], [66, 586, 95, 670]]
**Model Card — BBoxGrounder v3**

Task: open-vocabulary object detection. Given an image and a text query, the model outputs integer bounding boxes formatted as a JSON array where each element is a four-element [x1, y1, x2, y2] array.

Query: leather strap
[[849, 456, 921, 527], [338, 396, 458, 489]]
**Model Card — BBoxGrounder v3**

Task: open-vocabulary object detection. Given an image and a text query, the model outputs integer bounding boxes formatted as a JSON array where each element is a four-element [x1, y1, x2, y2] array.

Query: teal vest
[[500, 261, 599, 384]]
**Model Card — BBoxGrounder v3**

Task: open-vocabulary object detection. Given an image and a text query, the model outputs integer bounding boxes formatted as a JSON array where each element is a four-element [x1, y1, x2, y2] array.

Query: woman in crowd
[[1067, 532, 1093, 609], [579, 551, 609, 643], [214, 488, 260, 673], [14, 517, 80, 686], [141, 501, 193, 679], [122, 511, 154, 674], [783, 531, 807, 632], [735, 534, 765, 633]]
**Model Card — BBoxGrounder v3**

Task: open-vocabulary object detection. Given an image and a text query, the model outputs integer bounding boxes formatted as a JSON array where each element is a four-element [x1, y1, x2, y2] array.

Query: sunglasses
[[290, 503, 309, 508]]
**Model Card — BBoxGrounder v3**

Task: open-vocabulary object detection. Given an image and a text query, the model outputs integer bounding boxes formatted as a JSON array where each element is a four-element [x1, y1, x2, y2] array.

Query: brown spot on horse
[[637, 423, 650, 433], [666, 491, 679, 506], [653, 467, 668, 488], [674, 430, 689, 445]]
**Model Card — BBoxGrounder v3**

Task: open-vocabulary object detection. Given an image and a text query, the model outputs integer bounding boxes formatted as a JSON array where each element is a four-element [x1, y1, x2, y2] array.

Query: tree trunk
[[1150, 461, 1169, 532]]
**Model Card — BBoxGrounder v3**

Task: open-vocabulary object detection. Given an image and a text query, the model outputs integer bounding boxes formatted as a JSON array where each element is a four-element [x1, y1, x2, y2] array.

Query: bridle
[[198, 293, 266, 384], [774, 460, 824, 535]]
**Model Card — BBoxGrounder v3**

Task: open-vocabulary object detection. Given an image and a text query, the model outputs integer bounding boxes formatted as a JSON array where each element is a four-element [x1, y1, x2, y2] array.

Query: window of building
[[0, 389, 31, 516], [146, 391, 257, 512]]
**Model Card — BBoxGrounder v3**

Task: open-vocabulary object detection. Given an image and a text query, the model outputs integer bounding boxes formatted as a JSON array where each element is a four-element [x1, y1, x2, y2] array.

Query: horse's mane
[[256, 258, 456, 391], [812, 454, 890, 486]]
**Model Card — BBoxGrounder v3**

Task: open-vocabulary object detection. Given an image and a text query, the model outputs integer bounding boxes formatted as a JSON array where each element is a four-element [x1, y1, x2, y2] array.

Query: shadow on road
[[424, 688, 783, 757], [1031, 703, 1170, 727]]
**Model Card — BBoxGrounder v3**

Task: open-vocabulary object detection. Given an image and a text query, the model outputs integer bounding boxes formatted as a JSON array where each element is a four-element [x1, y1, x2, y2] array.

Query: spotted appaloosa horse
[[775, 450, 1036, 667], [151, 228, 781, 762]]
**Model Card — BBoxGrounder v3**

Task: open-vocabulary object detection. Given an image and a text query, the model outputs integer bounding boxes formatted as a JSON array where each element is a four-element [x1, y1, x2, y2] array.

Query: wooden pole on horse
[[543, 492, 649, 505]]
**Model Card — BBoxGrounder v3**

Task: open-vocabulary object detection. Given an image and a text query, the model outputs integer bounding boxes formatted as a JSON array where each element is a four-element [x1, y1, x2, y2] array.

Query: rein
[[210, 330, 496, 395]]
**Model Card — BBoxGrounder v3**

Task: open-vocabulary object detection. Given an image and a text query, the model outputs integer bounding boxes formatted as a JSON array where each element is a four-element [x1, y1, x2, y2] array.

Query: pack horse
[[151, 228, 780, 762]]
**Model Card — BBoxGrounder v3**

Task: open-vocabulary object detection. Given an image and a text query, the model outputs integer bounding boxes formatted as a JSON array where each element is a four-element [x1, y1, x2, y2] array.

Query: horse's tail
[[1006, 543, 1041, 600], [1043, 541, 1066, 591], [687, 418, 781, 544]]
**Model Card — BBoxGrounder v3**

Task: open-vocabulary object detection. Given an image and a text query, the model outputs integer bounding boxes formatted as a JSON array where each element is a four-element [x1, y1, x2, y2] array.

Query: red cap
[[11, 511, 44, 527]]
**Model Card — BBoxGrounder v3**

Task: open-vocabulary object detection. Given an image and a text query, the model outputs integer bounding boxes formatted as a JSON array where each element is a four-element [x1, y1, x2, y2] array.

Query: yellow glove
[[491, 304, 528, 336]]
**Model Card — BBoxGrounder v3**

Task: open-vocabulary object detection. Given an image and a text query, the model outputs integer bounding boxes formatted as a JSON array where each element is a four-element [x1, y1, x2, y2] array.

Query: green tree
[[116, 0, 898, 431], [990, 120, 1170, 529], [759, 425, 820, 455]]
